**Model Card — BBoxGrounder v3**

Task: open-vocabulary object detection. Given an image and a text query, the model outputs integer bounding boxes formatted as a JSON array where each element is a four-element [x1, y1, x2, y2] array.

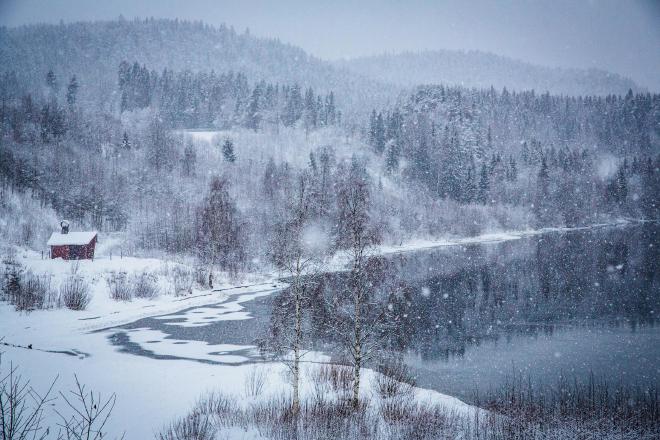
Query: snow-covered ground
[[0, 219, 637, 437], [0, 262, 473, 438]]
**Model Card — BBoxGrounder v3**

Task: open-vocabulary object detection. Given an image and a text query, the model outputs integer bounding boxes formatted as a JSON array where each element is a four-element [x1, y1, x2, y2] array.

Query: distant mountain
[[336, 50, 641, 96], [0, 19, 641, 119], [0, 18, 398, 115]]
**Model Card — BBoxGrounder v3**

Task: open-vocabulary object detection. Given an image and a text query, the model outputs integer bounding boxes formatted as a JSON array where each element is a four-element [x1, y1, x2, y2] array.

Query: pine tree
[[477, 162, 490, 204], [282, 84, 303, 127], [608, 165, 628, 206], [374, 112, 386, 154], [368, 110, 377, 147], [521, 141, 530, 164], [246, 84, 262, 131], [641, 158, 659, 219], [146, 119, 176, 171], [324, 92, 336, 125], [385, 110, 396, 142], [445, 129, 466, 201], [182, 142, 197, 177], [121, 132, 131, 150], [303, 87, 317, 132], [385, 142, 399, 173], [487, 125, 493, 149], [308, 151, 317, 173], [534, 157, 552, 225], [66, 75, 79, 107], [463, 160, 477, 203], [222, 138, 236, 163], [508, 156, 518, 181], [46, 70, 58, 95]]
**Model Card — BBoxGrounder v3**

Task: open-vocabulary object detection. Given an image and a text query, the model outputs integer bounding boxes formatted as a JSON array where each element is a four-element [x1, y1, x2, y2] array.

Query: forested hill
[[0, 17, 658, 263], [337, 50, 641, 96], [0, 18, 397, 115]]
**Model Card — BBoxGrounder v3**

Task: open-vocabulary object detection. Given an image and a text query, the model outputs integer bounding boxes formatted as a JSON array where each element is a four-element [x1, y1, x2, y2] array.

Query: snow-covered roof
[[47, 231, 98, 246]]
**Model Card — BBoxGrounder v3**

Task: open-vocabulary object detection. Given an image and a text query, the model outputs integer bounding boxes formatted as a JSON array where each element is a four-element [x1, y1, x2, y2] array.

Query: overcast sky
[[1, 0, 658, 90]]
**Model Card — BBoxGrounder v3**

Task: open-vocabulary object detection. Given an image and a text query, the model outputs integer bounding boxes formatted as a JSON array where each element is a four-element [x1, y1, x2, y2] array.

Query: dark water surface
[[108, 224, 659, 401]]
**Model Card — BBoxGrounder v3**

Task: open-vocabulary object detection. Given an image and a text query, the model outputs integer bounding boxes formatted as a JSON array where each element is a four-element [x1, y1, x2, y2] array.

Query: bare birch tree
[[266, 170, 327, 411], [334, 157, 380, 408]]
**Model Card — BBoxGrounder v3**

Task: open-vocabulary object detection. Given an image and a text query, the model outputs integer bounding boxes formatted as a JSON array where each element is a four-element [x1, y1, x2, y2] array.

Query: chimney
[[60, 220, 70, 235]]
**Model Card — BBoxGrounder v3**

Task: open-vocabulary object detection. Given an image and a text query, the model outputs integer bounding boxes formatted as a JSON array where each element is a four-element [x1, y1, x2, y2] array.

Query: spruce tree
[[324, 92, 336, 125], [222, 138, 236, 163], [534, 157, 552, 225], [374, 112, 386, 154], [182, 142, 197, 177], [303, 87, 317, 131], [46, 70, 58, 95], [308, 151, 317, 173], [609, 165, 628, 206], [247, 84, 262, 131], [508, 156, 518, 181], [478, 163, 490, 204], [121, 132, 131, 150], [641, 158, 658, 219], [385, 142, 399, 173], [368, 110, 377, 147], [66, 75, 79, 106], [463, 161, 477, 203]]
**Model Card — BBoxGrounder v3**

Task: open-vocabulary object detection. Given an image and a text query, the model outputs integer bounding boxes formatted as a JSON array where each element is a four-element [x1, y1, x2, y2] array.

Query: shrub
[[1, 256, 24, 305], [1, 257, 57, 311], [314, 363, 353, 394], [158, 412, 215, 440], [244, 365, 266, 397], [171, 266, 194, 296], [308, 365, 332, 404], [194, 265, 209, 289], [16, 271, 56, 311], [130, 271, 159, 299], [60, 275, 91, 310], [159, 388, 458, 440], [106, 271, 132, 301], [196, 392, 233, 416], [159, 372, 660, 440], [474, 373, 660, 440], [374, 356, 415, 400], [379, 393, 416, 424]]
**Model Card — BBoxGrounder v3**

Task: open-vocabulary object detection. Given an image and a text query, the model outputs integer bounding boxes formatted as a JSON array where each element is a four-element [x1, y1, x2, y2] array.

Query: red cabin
[[47, 221, 98, 260]]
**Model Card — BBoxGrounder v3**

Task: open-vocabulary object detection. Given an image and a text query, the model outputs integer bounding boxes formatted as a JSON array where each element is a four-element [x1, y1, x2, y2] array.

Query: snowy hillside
[[337, 50, 641, 96]]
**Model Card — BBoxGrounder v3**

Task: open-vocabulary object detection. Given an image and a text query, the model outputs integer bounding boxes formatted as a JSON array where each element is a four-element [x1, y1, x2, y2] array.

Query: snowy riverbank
[[0, 218, 642, 437]]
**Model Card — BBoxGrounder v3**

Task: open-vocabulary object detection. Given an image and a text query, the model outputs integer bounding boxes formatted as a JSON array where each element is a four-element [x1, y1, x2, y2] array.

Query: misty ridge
[[0, 13, 659, 440], [337, 49, 641, 96]]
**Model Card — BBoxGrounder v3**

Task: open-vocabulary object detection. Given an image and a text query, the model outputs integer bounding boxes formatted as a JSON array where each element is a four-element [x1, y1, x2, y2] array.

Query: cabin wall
[[51, 245, 69, 259], [88, 236, 97, 259]]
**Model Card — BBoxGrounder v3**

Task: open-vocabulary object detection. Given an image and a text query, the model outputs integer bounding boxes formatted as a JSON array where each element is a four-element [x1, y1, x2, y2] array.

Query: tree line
[[367, 85, 660, 225], [118, 61, 340, 129]]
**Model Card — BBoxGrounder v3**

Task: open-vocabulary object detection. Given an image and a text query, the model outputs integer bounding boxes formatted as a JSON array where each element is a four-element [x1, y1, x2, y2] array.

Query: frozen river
[[107, 223, 660, 402]]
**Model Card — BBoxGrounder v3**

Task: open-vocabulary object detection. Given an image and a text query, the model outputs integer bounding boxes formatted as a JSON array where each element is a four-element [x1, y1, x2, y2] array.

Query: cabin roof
[[47, 231, 98, 246]]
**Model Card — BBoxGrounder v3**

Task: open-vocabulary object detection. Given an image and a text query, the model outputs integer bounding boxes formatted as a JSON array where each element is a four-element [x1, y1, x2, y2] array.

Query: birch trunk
[[352, 284, 362, 408], [292, 257, 303, 412]]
